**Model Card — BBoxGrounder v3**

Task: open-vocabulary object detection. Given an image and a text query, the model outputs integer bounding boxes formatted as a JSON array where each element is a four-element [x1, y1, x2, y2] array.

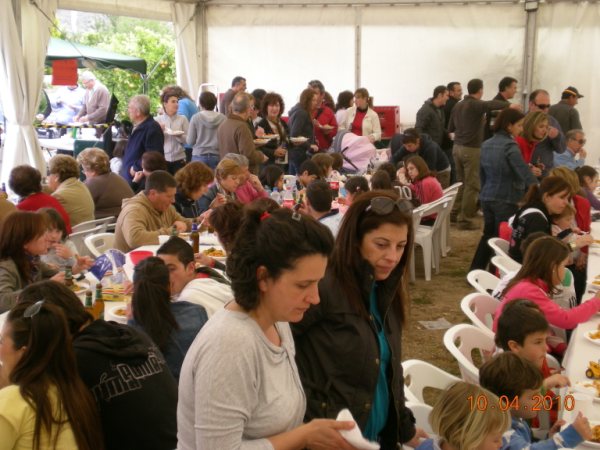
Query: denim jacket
[[480, 131, 537, 205]]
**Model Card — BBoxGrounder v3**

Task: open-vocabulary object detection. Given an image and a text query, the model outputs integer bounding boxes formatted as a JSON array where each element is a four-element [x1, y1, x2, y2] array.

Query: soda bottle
[[64, 266, 74, 288], [84, 291, 95, 317]]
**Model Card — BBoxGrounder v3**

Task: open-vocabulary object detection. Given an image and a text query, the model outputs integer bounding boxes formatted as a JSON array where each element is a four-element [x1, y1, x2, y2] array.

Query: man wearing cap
[[73, 71, 110, 124], [548, 86, 584, 133]]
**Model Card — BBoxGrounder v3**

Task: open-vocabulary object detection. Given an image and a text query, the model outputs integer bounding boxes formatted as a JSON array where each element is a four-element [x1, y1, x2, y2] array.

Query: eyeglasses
[[534, 103, 551, 110], [572, 138, 586, 145], [366, 196, 413, 215], [24, 300, 45, 319]]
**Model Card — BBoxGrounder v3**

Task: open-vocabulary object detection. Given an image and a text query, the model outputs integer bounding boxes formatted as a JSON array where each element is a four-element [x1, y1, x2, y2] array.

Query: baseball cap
[[563, 86, 583, 98]]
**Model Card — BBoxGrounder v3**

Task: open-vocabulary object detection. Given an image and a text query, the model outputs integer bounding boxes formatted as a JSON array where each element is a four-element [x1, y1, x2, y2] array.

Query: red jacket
[[17, 192, 72, 233], [313, 106, 338, 151], [515, 136, 537, 164]]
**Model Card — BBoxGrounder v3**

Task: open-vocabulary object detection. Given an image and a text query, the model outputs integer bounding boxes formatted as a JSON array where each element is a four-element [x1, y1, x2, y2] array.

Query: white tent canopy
[[2, 0, 599, 170]]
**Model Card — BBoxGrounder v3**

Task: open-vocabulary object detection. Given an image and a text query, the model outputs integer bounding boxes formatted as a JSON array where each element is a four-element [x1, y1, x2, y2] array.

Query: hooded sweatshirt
[[114, 192, 191, 252], [187, 110, 226, 156], [73, 320, 178, 450]]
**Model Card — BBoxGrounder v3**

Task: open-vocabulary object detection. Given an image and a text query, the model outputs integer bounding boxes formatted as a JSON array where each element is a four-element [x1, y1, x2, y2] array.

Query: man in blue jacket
[[121, 95, 164, 182]]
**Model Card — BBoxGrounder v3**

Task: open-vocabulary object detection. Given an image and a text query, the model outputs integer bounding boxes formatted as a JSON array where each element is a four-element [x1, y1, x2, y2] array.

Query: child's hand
[[53, 243, 74, 259], [543, 373, 570, 390], [572, 412, 593, 441], [549, 419, 566, 437]]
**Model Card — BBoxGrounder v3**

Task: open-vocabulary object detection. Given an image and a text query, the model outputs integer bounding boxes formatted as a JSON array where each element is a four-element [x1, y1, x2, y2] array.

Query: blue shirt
[[501, 417, 583, 450], [177, 98, 199, 122], [553, 149, 584, 170], [364, 284, 390, 441], [129, 301, 208, 381]]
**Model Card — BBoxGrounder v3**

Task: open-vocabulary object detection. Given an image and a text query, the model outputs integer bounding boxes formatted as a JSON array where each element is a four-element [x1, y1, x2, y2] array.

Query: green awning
[[46, 37, 147, 75]]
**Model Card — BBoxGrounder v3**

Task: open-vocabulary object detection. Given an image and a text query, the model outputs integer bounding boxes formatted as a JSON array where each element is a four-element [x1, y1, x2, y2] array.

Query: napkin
[[336, 409, 380, 450]]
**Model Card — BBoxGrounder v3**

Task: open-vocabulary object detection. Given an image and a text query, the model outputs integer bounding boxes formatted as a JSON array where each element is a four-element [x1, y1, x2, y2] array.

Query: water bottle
[[282, 187, 294, 209], [270, 188, 281, 205]]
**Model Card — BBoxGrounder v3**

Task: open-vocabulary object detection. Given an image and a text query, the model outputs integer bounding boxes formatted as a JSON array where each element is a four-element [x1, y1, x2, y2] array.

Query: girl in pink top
[[494, 235, 600, 355], [405, 155, 443, 225]]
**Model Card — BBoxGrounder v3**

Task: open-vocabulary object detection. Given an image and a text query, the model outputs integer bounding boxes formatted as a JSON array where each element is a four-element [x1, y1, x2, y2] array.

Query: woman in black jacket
[[256, 92, 290, 168], [287, 88, 319, 175], [292, 190, 427, 449]]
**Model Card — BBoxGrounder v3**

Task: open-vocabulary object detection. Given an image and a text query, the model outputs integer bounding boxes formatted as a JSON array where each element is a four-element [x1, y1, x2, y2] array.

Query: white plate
[[290, 136, 308, 144], [573, 382, 600, 402], [585, 331, 600, 346], [201, 246, 227, 262], [584, 422, 600, 448], [106, 305, 128, 324], [262, 134, 278, 140], [254, 138, 270, 146], [166, 129, 185, 136], [320, 124, 334, 130]]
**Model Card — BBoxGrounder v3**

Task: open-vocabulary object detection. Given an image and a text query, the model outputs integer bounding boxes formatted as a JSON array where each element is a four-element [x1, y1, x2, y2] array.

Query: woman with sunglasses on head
[[292, 190, 427, 449], [177, 207, 358, 450], [0, 301, 103, 450]]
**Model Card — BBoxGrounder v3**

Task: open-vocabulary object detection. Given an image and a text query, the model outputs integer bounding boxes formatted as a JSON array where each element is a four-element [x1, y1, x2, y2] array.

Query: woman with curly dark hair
[[173, 161, 214, 218], [257, 92, 290, 167], [177, 208, 359, 450]]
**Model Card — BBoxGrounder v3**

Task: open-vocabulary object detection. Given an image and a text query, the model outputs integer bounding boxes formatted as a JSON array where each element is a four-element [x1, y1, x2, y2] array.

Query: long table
[[561, 220, 600, 448]]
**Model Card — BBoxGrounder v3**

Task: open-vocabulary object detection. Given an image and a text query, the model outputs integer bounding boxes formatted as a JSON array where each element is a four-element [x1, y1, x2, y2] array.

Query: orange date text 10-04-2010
[[467, 394, 576, 412]]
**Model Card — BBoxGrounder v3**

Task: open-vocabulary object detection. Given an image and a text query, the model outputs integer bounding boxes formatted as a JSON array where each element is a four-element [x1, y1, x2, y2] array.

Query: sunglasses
[[366, 196, 413, 215], [534, 103, 551, 110], [24, 300, 45, 319]]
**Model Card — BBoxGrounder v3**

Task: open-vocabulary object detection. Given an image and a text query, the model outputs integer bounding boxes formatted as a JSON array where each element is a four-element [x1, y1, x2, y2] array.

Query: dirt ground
[[402, 216, 484, 379]]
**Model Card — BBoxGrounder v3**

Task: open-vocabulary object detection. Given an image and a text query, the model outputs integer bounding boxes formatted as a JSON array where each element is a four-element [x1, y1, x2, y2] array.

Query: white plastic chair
[[460, 293, 500, 338], [491, 255, 521, 278], [69, 225, 103, 257], [409, 204, 429, 281], [439, 190, 459, 257], [487, 237, 511, 258], [442, 181, 462, 196], [402, 359, 461, 405], [71, 216, 116, 234], [443, 324, 496, 384], [405, 401, 434, 437], [84, 233, 116, 258], [467, 269, 501, 295]]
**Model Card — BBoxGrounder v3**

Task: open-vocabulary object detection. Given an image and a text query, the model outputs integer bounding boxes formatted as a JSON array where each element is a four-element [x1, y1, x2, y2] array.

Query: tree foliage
[[56, 15, 176, 118]]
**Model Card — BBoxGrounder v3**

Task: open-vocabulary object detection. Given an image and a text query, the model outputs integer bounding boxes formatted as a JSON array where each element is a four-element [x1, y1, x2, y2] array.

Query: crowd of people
[[0, 71, 598, 450]]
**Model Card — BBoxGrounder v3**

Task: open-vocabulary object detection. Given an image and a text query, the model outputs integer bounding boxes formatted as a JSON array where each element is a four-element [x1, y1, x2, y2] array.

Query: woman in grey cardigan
[[0, 211, 90, 313], [177, 208, 357, 450]]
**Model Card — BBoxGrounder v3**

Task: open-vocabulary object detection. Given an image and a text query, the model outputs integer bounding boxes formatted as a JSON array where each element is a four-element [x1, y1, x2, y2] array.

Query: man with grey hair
[[73, 71, 110, 124], [217, 92, 267, 175], [554, 129, 587, 170], [121, 94, 165, 182], [222, 153, 268, 203], [219, 76, 247, 115]]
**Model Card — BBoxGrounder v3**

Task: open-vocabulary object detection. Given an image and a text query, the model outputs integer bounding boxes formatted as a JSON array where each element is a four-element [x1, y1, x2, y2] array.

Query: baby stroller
[[331, 130, 377, 174]]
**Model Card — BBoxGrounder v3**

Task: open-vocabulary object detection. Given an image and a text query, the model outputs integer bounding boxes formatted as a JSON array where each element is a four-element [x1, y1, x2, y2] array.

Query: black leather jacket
[[291, 264, 416, 449]]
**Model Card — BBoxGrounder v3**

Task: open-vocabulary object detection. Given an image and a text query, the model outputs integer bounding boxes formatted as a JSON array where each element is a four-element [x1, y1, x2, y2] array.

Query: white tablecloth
[[561, 221, 600, 448]]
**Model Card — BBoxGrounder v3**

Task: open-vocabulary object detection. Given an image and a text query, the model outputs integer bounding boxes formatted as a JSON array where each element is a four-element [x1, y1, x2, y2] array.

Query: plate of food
[[586, 327, 600, 346], [165, 128, 185, 136], [585, 422, 600, 448], [290, 136, 308, 144], [106, 305, 128, 324], [67, 280, 88, 294], [254, 138, 270, 146], [574, 380, 600, 401], [262, 134, 278, 140], [202, 246, 227, 262], [102, 284, 131, 302], [320, 124, 334, 131]]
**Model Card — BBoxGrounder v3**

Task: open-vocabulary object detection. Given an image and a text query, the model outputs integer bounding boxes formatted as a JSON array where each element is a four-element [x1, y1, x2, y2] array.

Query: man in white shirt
[[304, 180, 343, 238], [156, 236, 232, 317]]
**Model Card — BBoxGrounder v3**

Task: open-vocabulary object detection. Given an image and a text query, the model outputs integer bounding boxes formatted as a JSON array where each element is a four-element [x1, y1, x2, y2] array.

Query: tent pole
[[354, 6, 362, 90], [521, 1, 538, 109]]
